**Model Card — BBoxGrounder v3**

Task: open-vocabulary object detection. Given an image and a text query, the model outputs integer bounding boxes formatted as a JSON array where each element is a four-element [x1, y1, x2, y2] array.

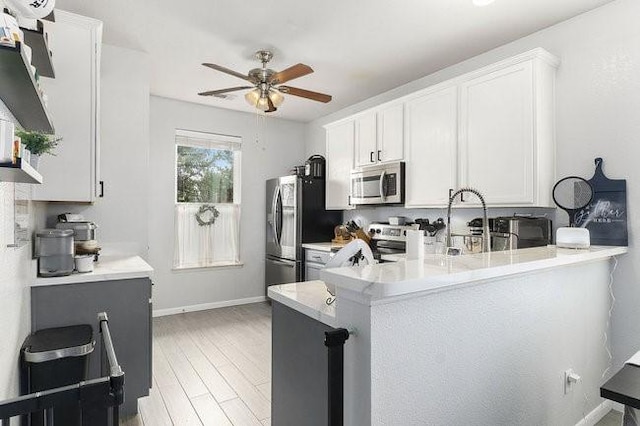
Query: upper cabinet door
[[325, 120, 355, 210], [405, 86, 458, 208], [354, 111, 377, 168], [459, 61, 535, 206], [377, 103, 404, 164], [34, 12, 102, 202]]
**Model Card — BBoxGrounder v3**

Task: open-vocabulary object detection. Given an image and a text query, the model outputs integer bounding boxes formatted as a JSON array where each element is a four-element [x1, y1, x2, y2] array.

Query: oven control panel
[[367, 223, 420, 241]]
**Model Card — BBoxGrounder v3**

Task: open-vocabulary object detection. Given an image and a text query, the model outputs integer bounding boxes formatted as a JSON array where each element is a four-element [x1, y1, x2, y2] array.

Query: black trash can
[[21, 325, 95, 426]]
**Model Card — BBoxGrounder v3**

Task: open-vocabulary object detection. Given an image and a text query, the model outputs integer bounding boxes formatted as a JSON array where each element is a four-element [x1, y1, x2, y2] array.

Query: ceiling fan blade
[[266, 96, 277, 113], [198, 86, 252, 96], [279, 86, 332, 103], [270, 64, 313, 84], [202, 63, 251, 81]]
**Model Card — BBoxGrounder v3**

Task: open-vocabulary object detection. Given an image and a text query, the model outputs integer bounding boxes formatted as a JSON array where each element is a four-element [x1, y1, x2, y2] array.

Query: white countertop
[[321, 245, 627, 303], [268, 280, 336, 327], [302, 242, 344, 252], [32, 255, 153, 287]]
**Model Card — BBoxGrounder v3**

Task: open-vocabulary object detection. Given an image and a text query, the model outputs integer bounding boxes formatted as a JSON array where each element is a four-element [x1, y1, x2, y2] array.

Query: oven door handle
[[379, 171, 387, 200]]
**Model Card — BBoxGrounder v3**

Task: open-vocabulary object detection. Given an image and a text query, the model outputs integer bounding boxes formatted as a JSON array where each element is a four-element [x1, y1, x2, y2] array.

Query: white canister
[[406, 229, 425, 260], [75, 255, 94, 273]]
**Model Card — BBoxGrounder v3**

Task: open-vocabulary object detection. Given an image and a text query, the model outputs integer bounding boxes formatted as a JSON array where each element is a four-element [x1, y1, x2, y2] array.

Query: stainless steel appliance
[[35, 229, 75, 277], [265, 175, 342, 292], [467, 216, 552, 251], [367, 222, 417, 259], [55, 217, 100, 258], [350, 162, 404, 205]]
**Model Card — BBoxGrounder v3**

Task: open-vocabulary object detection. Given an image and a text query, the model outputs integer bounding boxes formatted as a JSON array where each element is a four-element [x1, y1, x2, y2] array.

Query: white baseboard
[[153, 296, 267, 317], [575, 400, 614, 426]]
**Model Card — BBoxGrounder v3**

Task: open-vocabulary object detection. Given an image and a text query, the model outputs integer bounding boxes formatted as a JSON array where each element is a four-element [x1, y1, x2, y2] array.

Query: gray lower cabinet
[[272, 301, 333, 425], [31, 277, 152, 416], [304, 248, 330, 281]]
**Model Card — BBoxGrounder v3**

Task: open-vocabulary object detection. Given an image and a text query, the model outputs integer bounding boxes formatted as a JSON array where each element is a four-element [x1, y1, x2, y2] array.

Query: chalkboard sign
[[574, 158, 628, 246]]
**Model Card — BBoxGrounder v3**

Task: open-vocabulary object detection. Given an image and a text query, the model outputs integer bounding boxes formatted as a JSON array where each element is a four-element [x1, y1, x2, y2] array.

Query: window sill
[[172, 262, 244, 272]]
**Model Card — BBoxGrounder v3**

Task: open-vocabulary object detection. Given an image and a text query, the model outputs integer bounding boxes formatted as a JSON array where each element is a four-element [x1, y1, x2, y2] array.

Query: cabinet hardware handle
[[377, 150, 382, 162], [370, 151, 375, 163], [449, 188, 453, 200], [99, 181, 104, 198]]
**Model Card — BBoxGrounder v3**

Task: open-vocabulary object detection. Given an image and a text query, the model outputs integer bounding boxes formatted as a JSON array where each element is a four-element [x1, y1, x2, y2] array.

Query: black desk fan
[[552, 176, 594, 248]]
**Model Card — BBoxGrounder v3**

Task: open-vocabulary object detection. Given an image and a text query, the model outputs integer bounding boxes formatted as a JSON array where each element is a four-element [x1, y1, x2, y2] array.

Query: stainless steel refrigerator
[[265, 175, 341, 292]]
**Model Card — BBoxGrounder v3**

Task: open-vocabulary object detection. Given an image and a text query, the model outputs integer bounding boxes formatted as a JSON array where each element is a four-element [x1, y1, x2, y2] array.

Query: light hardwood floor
[[121, 302, 272, 426]]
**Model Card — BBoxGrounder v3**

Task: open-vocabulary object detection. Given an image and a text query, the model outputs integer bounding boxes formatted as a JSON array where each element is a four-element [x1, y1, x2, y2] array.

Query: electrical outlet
[[564, 369, 581, 394]]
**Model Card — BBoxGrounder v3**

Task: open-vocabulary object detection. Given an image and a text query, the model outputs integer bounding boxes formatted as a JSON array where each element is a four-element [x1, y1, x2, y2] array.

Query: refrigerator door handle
[[272, 186, 281, 247], [268, 258, 296, 268], [276, 186, 284, 246]]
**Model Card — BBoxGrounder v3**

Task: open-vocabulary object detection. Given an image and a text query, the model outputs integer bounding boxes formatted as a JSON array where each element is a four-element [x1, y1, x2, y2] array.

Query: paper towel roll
[[406, 230, 424, 260]]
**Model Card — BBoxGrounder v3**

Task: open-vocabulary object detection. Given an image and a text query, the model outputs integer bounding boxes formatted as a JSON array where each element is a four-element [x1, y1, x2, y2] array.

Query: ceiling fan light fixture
[[245, 88, 263, 109], [269, 89, 284, 107]]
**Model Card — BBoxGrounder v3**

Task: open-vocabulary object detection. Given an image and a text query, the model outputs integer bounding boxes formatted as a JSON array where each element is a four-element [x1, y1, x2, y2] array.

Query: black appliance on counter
[[265, 174, 341, 292], [305, 155, 325, 179]]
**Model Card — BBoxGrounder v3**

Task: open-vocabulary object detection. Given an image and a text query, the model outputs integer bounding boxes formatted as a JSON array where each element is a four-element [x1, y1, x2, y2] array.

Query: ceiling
[[55, 0, 614, 122]]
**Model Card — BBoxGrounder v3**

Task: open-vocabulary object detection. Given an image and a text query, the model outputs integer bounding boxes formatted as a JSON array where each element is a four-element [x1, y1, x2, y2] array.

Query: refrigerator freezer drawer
[[266, 257, 300, 291]]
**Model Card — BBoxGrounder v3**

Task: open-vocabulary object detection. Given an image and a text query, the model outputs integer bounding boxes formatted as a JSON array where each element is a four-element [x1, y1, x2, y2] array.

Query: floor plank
[[138, 378, 172, 426], [220, 398, 263, 426], [191, 393, 233, 426], [218, 363, 271, 420], [134, 302, 273, 426], [256, 382, 271, 402]]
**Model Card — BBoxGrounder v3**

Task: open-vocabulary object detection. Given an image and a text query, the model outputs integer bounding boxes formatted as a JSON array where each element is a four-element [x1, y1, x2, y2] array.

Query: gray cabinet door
[[305, 262, 323, 281], [31, 278, 152, 416]]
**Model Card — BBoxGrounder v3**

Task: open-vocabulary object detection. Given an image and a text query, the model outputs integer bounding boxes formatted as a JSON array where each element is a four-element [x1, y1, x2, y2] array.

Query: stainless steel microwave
[[350, 162, 405, 205]]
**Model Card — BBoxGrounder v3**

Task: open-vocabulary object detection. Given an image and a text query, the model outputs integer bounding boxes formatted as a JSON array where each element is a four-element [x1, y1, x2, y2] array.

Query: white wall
[[367, 260, 612, 425], [307, 0, 640, 370], [0, 103, 34, 401], [42, 44, 150, 256], [149, 96, 306, 312]]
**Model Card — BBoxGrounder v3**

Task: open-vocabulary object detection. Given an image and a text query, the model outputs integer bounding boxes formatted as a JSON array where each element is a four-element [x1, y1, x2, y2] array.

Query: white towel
[[623, 350, 640, 426]]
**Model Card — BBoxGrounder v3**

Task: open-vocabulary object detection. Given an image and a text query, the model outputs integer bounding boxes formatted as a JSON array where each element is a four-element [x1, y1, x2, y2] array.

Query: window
[[173, 129, 242, 269]]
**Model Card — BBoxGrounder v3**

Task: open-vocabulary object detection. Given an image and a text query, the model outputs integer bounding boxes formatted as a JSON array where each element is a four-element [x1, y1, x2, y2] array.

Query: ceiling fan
[[198, 50, 332, 113]]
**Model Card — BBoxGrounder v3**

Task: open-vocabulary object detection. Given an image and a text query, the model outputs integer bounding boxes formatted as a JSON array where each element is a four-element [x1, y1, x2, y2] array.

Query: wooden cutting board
[[575, 158, 628, 246]]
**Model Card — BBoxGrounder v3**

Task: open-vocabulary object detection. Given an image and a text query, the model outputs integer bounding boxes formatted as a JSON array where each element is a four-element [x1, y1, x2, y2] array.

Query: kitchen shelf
[[0, 158, 43, 184], [0, 42, 54, 133], [22, 20, 55, 78]]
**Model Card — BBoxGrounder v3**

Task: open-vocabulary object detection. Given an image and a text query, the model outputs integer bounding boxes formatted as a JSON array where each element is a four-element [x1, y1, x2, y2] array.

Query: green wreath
[[195, 205, 220, 226]]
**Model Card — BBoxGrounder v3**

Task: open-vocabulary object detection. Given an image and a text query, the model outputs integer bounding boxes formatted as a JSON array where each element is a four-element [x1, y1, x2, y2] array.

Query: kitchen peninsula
[[268, 245, 627, 425]]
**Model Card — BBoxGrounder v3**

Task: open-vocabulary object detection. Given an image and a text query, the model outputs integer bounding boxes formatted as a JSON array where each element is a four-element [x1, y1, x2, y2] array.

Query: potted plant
[[15, 130, 62, 169]]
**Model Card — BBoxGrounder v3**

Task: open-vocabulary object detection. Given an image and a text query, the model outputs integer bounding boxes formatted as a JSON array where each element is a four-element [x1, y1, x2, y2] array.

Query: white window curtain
[[173, 204, 240, 268], [173, 129, 242, 269]]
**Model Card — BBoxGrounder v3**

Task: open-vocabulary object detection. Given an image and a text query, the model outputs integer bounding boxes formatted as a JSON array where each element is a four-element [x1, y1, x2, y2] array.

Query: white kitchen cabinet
[[354, 103, 404, 167], [354, 111, 377, 167], [324, 48, 557, 209], [34, 12, 102, 202], [405, 85, 458, 207], [325, 120, 355, 210], [377, 103, 404, 163], [459, 53, 557, 207]]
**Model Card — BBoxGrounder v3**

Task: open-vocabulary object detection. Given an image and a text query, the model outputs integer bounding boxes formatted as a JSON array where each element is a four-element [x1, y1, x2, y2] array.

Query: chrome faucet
[[446, 188, 491, 253]]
